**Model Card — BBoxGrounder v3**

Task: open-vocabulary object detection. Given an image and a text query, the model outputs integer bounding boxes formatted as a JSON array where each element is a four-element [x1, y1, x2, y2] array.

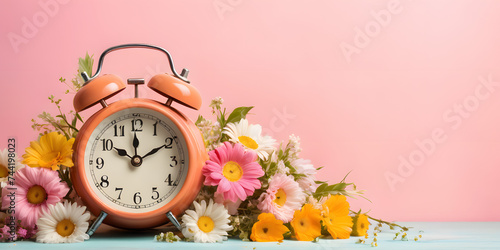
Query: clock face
[[84, 107, 189, 213]]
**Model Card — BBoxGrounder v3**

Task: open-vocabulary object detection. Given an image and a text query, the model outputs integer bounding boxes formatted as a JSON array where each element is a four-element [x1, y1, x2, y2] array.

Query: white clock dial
[[84, 107, 188, 213]]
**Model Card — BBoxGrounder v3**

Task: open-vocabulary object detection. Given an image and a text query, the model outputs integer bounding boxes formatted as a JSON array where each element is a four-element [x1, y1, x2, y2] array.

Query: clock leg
[[87, 211, 108, 237], [166, 211, 182, 231]]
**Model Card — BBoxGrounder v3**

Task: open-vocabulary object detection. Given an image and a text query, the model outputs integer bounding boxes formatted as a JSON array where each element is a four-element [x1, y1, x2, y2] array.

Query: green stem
[[52, 122, 70, 139], [65, 123, 79, 133], [58, 168, 74, 201], [350, 210, 410, 231]]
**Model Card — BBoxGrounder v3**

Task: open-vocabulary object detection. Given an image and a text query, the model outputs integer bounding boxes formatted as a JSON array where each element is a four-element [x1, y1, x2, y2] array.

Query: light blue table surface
[[3, 222, 499, 249]]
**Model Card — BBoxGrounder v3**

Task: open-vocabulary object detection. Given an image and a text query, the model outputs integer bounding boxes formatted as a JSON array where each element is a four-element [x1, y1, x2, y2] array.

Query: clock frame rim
[[71, 98, 207, 229]]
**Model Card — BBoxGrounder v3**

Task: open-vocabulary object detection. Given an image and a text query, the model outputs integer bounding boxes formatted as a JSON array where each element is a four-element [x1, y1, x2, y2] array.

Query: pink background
[[1, 0, 499, 221]]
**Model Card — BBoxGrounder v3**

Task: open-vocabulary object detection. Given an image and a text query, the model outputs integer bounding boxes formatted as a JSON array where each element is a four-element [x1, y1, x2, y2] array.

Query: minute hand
[[142, 145, 167, 159]]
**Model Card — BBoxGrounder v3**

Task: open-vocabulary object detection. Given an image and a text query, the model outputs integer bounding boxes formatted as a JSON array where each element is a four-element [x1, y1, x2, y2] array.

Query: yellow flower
[[250, 213, 290, 242], [351, 213, 370, 236], [321, 195, 353, 239], [291, 204, 322, 241], [22, 132, 75, 170]]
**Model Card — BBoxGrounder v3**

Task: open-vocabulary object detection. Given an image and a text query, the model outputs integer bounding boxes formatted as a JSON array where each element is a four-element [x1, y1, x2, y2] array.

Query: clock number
[[165, 174, 177, 186], [114, 124, 125, 137], [101, 139, 113, 151], [133, 192, 142, 204], [170, 156, 177, 167], [151, 187, 159, 200], [131, 119, 143, 132], [100, 175, 109, 188], [153, 121, 158, 136], [115, 187, 123, 199], [165, 137, 173, 149], [96, 157, 104, 169]]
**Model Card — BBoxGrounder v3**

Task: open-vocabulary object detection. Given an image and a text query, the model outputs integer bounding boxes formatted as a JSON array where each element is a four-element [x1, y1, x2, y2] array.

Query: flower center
[[273, 188, 287, 206], [40, 151, 61, 168], [238, 136, 259, 150], [360, 222, 365, 229], [197, 216, 215, 233], [26, 185, 47, 204], [0, 164, 9, 178], [56, 219, 75, 237], [263, 227, 268, 234], [223, 161, 243, 182], [299, 219, 306, 227]]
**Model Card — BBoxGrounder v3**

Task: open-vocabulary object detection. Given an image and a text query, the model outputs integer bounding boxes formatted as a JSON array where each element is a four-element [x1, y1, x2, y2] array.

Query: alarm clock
[[71, 44, 208, 235]]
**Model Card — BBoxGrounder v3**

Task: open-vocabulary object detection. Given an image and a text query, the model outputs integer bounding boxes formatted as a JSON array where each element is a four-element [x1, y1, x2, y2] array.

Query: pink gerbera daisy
[[202, 142, 264, 202], [1, 167, 69, 228], [257, 173, 305, 223]]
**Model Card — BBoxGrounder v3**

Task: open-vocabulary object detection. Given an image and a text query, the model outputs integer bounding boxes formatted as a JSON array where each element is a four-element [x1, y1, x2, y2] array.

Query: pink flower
[[203, 142, 264, 202], [1, 167, 69, 228], [0, 224, 16, 242], [291, 159, 318, 193], [214, 192, 242, 215], [1, 225, 9, 236], [257, 173, 305, 223], [17, 228, 27, 238]]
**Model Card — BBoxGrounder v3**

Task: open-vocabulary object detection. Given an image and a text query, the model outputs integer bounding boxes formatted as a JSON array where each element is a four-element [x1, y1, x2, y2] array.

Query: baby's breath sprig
[[154, 232, 181, 243], [31, 54, 92, 138]]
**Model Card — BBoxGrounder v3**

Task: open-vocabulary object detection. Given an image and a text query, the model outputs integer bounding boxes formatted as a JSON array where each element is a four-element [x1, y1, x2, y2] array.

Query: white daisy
[[0, 148, 23, 183], [181, 199, 233, 243], [223, 119, 275, 160], [291, 158, 318, 193], [36, 201, 91, 243], [276, 160, 290, 175]]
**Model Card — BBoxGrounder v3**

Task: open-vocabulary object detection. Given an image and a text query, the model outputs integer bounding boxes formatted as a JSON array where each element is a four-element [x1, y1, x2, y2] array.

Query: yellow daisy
[[291, 204, 322, 241], [250, 213, 289, 242], [351, 213, 370, 236], [22, 132, 75, 170], [321, 195, 353, 239]]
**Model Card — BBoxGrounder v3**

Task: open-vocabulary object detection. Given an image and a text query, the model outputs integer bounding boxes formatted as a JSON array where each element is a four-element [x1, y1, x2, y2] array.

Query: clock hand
[[133, 131, 139, 156], [142, 145, 167, 159], [113, 147, 132, 158]]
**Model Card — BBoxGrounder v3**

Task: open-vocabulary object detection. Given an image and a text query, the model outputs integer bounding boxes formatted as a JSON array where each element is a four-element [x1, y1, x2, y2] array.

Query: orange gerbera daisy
[[321, 195, 353, 239], [291, 204, 322, 241], [250, 213, 289, 242], [351, 213, 370, 236]]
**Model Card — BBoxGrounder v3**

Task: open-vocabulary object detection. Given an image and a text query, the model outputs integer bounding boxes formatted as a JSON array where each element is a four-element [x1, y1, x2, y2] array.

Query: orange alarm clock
[[71, 44, 207, 235]]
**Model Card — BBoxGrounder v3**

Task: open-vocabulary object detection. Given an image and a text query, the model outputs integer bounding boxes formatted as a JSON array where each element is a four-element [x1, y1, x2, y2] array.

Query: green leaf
[[195, 115, 205, 125], [315, 183, 328, 194], [226, 106, 253, 125], [76, 113, 83, 123], [79, 52, 93, 76]]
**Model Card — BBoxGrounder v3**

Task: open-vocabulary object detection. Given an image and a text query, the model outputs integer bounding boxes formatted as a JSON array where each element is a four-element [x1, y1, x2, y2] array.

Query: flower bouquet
[[0, 54, 413, 245]]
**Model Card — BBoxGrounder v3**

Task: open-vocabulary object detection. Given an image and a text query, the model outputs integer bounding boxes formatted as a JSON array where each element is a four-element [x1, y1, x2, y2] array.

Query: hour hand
[[142, 145, 166, 159], [114, 147, 132, 158]]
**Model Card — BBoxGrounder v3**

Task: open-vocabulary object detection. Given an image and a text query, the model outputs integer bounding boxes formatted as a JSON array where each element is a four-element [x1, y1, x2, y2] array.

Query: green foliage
[[312, 171, 369, 201], [226, 106, 253, 126], [196, 99, 254, 145], [31, 53, 93, 138], [79, 52, 93, 77]]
